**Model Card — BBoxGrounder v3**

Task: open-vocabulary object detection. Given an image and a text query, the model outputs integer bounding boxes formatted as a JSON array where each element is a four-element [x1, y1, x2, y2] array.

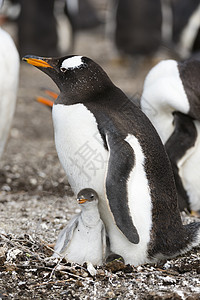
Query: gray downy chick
[[53, 188, 106, 266]]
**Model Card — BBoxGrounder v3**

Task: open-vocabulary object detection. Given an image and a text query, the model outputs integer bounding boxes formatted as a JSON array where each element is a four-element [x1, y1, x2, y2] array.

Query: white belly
[[52, 103, 108, 195], [52, 103, 152, 265], [64, 220, 104, 266], [178, 121, 200, 211]]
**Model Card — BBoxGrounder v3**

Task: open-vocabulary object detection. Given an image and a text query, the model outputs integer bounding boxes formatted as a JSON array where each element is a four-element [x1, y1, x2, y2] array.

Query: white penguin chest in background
[[0, 28, 19, 158], [52, 103, 108, 195]]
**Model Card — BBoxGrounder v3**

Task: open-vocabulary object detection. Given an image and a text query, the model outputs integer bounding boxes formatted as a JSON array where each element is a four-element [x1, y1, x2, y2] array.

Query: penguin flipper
[[165, 112, 197, 211], [105, 134, 140, 244], [53, 214, 79, 257], [101, 223, 107, 262]]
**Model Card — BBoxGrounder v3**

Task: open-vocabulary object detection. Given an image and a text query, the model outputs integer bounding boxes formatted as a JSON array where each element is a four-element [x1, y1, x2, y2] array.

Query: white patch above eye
[[61, 56, 84, 70]]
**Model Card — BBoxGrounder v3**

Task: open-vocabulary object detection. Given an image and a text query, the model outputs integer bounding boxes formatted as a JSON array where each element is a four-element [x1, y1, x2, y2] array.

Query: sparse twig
[[31, 276, 85, 289], [0, 233, 47, 262], [49, 256, 63, 279]]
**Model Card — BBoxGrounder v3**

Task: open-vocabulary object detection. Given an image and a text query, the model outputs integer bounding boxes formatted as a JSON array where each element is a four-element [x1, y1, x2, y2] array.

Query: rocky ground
[[0, 6, 200, 299]]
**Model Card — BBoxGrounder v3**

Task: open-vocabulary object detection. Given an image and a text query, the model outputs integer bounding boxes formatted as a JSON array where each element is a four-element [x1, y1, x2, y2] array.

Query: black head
[[22, 54, 113, 104], [77, 188, 99, 205]]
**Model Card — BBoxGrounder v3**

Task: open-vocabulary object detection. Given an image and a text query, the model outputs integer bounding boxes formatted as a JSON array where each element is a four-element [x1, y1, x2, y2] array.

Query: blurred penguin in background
[[141, 58, 200, 213], [0, 0, 19, 159], [16, 0, 59, 57], [3, 0, 200, 59], [64, 0, 102, 32], [6, 0, 102, 57], [63, 0, 102, 52], [114, 0, 162, 57], [171, 0, 200, 59], [112, 0, 200, 60]]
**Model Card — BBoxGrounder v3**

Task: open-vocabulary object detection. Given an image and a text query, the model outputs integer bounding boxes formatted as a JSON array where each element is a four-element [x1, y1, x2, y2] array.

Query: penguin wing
[[101, 223, 107, 262], [165, 112, 197, 211], [53, 214, 79, 257], [105, 133, 140, 244]]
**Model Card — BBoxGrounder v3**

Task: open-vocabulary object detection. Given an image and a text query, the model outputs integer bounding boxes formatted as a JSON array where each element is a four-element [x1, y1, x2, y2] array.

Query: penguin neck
[[56, 85, 110, 106], [80, 204, 101, 227], [56, 90, 89, 105], [55, 70, 115, 106]]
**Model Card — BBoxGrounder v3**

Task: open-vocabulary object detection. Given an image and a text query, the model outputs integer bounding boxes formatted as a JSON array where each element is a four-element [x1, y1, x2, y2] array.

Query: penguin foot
[[36, 96, 54, 108], [105, 253, 126, 273], [106, 253, 125, 264], [191, 210, 200, 218], [44, 89, 58, 100], [36, 89, 58, 109]]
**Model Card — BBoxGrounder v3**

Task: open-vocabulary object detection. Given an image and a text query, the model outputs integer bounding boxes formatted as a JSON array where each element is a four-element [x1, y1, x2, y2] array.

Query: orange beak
[[77, 198, 88, 204], [23, 57, 53, 68]]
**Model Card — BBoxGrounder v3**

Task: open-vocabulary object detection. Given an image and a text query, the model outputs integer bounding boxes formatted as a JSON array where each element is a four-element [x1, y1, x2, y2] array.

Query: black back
[[165, 112, 197, 212], [178, 60, 200, 120]]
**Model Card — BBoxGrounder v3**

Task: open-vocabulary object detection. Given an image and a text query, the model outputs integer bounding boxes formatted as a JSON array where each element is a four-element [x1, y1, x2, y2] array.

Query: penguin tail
[[182, 222, 200, 252]]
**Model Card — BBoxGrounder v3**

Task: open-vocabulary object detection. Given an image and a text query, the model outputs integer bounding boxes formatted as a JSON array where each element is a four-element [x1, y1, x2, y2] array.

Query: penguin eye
[[60, 67, 67, 73], [90, 195, 94, 200]]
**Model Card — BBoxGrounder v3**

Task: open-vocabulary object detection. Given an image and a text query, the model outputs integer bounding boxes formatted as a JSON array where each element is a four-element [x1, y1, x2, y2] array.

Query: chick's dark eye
[[60, 67, 67, 72], [90, 195, 94, 199]]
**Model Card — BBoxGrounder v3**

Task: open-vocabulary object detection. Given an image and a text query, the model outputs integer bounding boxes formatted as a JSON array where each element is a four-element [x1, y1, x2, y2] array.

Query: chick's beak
[[22, 55, 53, 69], [77, 198, 88, 204]]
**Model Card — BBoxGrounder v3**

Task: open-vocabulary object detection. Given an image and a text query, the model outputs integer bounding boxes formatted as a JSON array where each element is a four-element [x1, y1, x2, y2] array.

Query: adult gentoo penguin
[[0, 0, 19, 159], [141, 59, 200, 213], [53, 188, 106, 265], [23, 54, 200, 265]]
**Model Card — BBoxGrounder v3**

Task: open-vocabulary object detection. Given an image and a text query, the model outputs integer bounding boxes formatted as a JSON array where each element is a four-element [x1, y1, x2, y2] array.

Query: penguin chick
[[53, 188, 107, 266]]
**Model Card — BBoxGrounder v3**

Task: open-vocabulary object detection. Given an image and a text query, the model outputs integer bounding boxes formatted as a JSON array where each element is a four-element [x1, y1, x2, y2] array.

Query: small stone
[[5, 263, 17, 272], [75, 280, 84, 288], [96, 269, 105, 277], [29, 178, 37, 185], [1, 185, 11, 192], [10, 128, 20, 138], [87, 262, 97, 277], [81, 271, 89, 278], [7, 249, 22, 261], [105, 290, 115, 299]]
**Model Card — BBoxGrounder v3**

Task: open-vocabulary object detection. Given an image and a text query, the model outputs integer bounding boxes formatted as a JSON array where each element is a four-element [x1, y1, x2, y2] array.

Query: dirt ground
[[0, 10, 200, 300]]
